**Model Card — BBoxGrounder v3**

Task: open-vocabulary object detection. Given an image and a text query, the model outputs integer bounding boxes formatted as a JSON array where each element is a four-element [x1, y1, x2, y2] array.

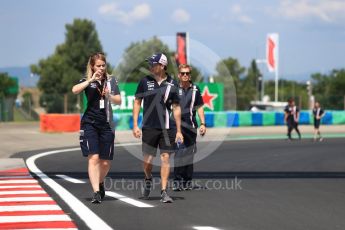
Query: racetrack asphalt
[[1, 122, 344, 229], [1, 122, 344, 158], [9, 137, 345, 230]]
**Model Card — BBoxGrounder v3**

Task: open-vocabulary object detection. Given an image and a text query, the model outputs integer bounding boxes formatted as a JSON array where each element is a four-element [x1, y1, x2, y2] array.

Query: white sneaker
[[160, 190, 173, 203]]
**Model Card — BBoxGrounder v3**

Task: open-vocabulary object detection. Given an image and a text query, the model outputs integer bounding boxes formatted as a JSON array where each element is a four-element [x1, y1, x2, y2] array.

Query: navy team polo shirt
[[178, 83, 204, 129], [312, 107, 324, 119], [79, 78, 120, 126], [284, 105, 300, 122], [135, 74, 179, 129]]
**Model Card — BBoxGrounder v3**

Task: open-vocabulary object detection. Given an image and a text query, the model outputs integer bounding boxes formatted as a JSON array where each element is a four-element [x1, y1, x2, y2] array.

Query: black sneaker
[[160, 190, 173, 203], [99, 182, 105, 199], [141, 178, 152, 199], [172, 181, 182, 191], [91, 191, 102, 204], [184, 181, 193, 191]]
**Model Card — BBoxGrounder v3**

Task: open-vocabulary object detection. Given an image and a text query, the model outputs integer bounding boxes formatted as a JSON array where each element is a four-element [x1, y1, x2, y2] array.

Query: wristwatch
[[200, 122, 206, 126]]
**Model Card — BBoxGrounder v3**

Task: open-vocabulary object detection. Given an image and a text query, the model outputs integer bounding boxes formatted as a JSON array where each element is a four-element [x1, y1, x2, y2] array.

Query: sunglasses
[[180, 72, 190, 76]]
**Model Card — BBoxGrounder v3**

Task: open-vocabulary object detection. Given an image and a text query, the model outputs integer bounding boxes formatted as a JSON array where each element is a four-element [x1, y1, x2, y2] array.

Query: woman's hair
[[288, 97, 294, 104], [86, 52, 111, 80]]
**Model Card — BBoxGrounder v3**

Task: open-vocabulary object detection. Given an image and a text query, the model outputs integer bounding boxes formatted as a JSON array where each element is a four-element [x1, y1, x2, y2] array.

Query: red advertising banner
[[176, 32, 188, 66], [266, 33, 279, 73]]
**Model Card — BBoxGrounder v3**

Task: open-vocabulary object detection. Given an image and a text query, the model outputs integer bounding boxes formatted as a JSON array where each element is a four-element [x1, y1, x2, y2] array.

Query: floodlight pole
[[255, 59, 267, 102], [186, 32, 190, 65], [275, 65, 279, 102]]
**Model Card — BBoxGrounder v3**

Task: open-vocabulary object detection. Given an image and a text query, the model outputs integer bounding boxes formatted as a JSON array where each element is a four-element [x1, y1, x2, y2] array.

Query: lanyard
[[96, 80, 107, 98]]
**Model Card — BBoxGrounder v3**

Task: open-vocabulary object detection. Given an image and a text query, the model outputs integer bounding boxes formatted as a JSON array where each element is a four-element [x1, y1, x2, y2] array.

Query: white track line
[[26, 143, 142, 229], [0, 214, 70, 223], [0, 185, 41, 189], [0, 205, 61, 212], [26, 147, 113, 230], [0, 190, 46, 195], [193, 227, 222, 230], [55, 174, 85, 184], [105, 191, 153, 208], [0, 179, 37, 184], [0, 197, 52, 202]]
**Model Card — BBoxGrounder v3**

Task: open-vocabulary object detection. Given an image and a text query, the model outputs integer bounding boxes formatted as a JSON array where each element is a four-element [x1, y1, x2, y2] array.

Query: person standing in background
[[312, 101, 325, 142], [284, 98, 301, 140]]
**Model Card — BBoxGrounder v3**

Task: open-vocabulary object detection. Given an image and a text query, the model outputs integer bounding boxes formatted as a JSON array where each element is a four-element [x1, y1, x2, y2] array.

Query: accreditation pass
[[100, 99, 105, 109]]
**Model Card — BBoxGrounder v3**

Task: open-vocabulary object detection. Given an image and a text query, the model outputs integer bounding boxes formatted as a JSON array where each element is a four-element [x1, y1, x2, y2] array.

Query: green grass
[[13, 107, 33, 122]]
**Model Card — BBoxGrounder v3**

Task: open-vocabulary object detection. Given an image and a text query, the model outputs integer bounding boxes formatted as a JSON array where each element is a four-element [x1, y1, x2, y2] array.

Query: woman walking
[[72, 52, 121, 203]]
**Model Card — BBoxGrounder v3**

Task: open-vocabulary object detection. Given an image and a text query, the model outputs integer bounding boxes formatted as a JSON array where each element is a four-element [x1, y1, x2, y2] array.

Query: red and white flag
[[266, 33, 279, 73], [175, 32, 190, 66]]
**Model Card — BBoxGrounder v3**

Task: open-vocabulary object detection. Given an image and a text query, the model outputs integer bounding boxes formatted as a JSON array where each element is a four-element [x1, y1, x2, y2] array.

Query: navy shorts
[[142, 128, 176, 156], [314, 119, 321, 128], [79, 122, 115, 160]]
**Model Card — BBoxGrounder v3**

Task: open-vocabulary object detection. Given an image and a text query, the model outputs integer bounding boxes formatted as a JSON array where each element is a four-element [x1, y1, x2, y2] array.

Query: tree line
[[26, 19, 344, 112], [0, 73, 16, 98]]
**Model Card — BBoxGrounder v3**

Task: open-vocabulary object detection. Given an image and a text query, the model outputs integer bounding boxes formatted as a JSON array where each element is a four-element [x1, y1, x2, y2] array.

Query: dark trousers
[[174, 128, 197, 184], [287, 121, 301, 139], [174, 147, 194, 183]]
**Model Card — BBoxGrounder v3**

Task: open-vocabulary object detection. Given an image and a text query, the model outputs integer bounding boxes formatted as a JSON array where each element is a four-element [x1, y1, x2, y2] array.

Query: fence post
[[77, 94, 80, 113], [298, 95, 302, 110], [29, 97, 31, 118], [64, 94, 68, 114], [0, 97, 2, 121]]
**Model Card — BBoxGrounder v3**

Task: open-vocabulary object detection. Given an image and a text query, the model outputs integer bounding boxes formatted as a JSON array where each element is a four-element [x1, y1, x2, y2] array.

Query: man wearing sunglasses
[[133, 53, 183, 203], [173, 64, 206, 191]]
